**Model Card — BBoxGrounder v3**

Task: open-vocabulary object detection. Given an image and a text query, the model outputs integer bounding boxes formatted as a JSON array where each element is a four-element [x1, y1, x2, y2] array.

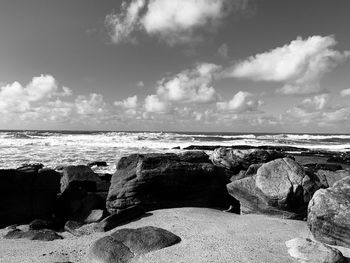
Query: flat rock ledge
[[286, 238, 345, 263], [87, 226, 181, 263]]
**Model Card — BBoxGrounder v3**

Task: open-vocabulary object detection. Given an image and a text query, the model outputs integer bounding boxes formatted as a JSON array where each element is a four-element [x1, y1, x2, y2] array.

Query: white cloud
[[298, 94, 330, 111], [75, 93, 106, 115], [340, 88, 350, 97], [114, 95, 138, 108], [144, 94, 169, 113], [0, 75, 67, 114], [216, 91, 263, 112], [156, 63, 220, 103], [105, 0, 146, 43], [106, 0, 247, 45], [227, 35, 350, 94]]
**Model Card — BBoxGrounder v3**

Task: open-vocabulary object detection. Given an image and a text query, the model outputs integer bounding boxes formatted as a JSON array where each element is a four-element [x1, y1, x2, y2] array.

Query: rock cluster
[[107, 151, 232, 214]]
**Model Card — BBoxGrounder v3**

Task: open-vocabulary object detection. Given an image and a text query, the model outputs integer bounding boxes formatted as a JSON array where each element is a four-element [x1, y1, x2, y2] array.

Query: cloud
[[106, 0, 248, 45], [340, 88, 350, 97], [0, 75, 68, 114], [75, 93, 107, 116], [144, 94, 169, 113], [218, 43, 229, 58], [156, 63, 220, 103], [114, 95, 138, 108], [227, 35, 350, 94], [216, 91, 263, 112]]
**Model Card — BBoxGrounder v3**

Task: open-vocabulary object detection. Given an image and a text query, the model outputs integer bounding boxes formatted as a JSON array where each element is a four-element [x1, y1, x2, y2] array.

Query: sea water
[[1, 130, 350, 174]]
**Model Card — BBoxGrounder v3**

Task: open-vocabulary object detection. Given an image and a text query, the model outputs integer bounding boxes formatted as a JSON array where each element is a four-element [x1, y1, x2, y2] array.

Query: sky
[[0, 0, 350, 133]]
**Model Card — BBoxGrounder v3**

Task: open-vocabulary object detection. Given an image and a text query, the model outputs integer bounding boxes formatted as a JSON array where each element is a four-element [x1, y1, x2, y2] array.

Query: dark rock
[[0, 168, 60, 226], [4, 229, 63, 241], [87, 226, 181, 263], [327, 152, 350, 165], [29, 219, 56, 230], [304, 163, 343, 172], [88, 161, 108, 167], [210, 147, 285, 177], [94, 205, 145, 232], [84, 209, 106, 223], [87, 236, 134, 263], [60, 165, 100, 193], [286, 238, 345, 263], [64, 220, 84, 234], [308, 177, 350, 248], [227, 158, 315, 219], [17, 163, 44, 173], [106, 151, 232, 214], [172, 146, 181, 149]]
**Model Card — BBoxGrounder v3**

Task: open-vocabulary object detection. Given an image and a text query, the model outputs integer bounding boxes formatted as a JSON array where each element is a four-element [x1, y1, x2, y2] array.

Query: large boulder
[[55, 165, 108, 222], [0, 168, 60, 226], [210, 148, 285, 177], [87, 226, 181, 263], [285, 238, 345, 263], [314, 170, 350, 188], [4, 228, 63, 241], [107, 151, 232, 214], [308, 177, 350, 248], [227, 158, 315, 219]]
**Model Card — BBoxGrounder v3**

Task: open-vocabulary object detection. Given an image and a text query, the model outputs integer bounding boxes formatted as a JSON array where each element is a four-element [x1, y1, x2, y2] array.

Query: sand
[[0, 207, 349, 263]]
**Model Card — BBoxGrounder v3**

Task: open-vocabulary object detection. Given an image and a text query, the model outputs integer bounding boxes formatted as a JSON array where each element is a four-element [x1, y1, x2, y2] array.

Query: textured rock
[[210, 147, 285, 177], [107, 151, 231, 214], [94, 205, 145, 232], [286, 238, 345, 263], [87, 226, 181, 263], [29, 219, 56, 230], [315, 170, 350, 188], [0, 168, 60, 226], [64, 220, 84, 235], [4, 229, 63, 241], [60, 165, 100, 193], [227, 158, 313, 219], [308, 177, 350, 248]]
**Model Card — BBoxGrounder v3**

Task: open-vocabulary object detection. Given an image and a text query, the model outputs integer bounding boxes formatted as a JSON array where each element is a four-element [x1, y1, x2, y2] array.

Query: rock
[[315, 170, 350, 188], [60, 165, 101, 193], [210, 147, 285, 177], [304, 163, 343, 172], [29, 219, 56, 230], [285, 238, 345, 263], [87, 236, 134, 263], [0, 168, 61, 226], [64, 220, 84, 235], [94, 205, 145, 232], [107, 151, 232, 214], [16, 163, 44, 173], [308, 177, 350, 248], [4, 229, 63, 241], [55, 191, 105, 222], [84, 209, 106, 223], [88, 161, 108, 167], [87, 226, 181, 263], [227, 158, 314, 219]]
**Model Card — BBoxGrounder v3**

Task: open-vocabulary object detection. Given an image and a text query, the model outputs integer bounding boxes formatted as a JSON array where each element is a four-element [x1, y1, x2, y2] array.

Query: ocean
[[1, 130, 350, 174]]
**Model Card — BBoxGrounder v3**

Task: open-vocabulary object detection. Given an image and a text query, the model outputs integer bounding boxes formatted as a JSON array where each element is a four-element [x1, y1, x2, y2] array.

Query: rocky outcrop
[[4, 229, 63, 241], [106, 151, 232, 214], [314, 170, 350, 188], [227, 158, 315, 219], [0, 168, 60, 226], [55, 165, 109, 222], [210, 148, 285, 178], [87, 226, 181, 263], [285, 238, 345, 263], [308, 177, 350, 248]]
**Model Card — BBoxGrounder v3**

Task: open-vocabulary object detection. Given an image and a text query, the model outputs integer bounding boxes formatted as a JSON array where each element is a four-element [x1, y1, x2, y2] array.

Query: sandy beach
[[1, 207, 349, 263]]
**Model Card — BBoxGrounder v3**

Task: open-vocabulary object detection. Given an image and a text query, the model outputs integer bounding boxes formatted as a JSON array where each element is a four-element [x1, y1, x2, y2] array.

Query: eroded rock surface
[[308, 177, 350, 248]]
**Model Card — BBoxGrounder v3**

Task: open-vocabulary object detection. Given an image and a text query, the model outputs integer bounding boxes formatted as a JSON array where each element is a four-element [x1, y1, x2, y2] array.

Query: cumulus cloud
[[298, 94, 330, 111], [216, 91, 263, 112], [114, 95, 138, 108], [340, 88, 350, 97], [0, 75, 68, 114], [144, 94, 169, 113], [156, 63, 220, 103], [106, 0, 248, 45], [75, 93, 107, 116], [227, 35, 350, 94]]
